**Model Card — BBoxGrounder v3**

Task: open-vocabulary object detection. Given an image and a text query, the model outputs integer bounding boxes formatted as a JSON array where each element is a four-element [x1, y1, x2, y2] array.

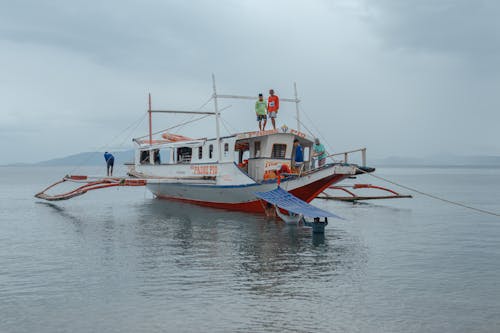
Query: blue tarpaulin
[[255, 187, 343, 219]]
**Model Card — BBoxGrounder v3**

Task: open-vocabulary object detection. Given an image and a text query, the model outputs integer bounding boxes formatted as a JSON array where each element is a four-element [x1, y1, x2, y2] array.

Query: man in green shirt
[[312, 138, 327, 168], [255, 93, 267, 131]]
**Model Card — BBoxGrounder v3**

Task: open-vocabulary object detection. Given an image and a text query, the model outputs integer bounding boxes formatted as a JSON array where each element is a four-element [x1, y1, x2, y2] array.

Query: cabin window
[[209, 144, 214, 159], [271, 144, 287, 159], [224, 143, 229, 157], [254, 141, 261, 158], [152, 149, 161, 164], [177, 147, 192, 163], [198, 147, 203, 159], [140, 150, 150, 164]]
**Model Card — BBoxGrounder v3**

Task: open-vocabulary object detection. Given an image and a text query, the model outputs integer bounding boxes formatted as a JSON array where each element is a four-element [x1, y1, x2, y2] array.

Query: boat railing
[[327, 148, 367, 167]]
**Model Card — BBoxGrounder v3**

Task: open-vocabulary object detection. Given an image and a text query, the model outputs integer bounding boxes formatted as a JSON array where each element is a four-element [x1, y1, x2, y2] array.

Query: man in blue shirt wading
[[104, 152, 114, 176]]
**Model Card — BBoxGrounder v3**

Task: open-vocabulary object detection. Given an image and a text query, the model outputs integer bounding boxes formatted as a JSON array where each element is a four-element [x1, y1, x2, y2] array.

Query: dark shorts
[[107, 158, 114, 167], [257, 114, 267, 121]]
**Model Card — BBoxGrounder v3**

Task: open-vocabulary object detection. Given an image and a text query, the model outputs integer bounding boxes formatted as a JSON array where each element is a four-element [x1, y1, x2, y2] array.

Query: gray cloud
[[364, 0, 500, 65], [0, 0, 499, 164]]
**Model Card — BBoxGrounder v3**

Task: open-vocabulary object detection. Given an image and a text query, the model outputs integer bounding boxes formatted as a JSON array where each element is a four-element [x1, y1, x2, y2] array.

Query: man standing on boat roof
[[255, 93, 268, 131], [267, 89, 279, 130], [104, 152, 114, 176]]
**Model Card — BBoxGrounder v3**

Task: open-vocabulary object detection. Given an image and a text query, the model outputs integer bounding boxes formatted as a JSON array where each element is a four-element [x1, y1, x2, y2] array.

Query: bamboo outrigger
[[35, 175, 147, 201], [317, 183, 413, 202]]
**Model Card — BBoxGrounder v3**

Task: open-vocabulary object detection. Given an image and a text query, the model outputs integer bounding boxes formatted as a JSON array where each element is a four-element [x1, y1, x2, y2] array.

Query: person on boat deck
[[154, 149, 161, 164], [104, 152, 114, 176], [255, 93, 268, 131], [267, 89, 279, 130], [293, 139, 304, 171], [140, 150, 150, 164], [312, 138, 327, 169]]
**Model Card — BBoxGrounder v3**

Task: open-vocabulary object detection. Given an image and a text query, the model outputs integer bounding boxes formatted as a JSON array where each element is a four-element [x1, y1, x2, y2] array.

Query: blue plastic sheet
[[255, 187, 342, 219]]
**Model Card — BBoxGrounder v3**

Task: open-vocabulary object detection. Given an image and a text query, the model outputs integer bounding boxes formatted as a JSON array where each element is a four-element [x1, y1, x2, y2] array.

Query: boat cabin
[[132, 128, 314, 182], [233, 129, 313, 181]]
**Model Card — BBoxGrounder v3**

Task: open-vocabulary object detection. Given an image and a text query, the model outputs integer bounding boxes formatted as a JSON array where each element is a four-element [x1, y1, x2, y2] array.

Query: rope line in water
[[296, 108, 500, 218], [362, 170, 500, 218]]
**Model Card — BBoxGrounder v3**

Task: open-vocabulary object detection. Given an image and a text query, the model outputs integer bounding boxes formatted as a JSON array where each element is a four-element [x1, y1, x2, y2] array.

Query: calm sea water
[[1, 166, 499, 333]]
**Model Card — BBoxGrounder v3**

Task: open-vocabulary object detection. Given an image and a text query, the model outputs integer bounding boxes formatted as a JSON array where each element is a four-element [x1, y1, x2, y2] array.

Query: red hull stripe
[[156, 174, 347, 213]]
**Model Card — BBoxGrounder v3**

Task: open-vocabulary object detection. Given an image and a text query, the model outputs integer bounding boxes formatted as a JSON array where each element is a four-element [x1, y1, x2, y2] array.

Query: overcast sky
[[1, 0, 499, 164]]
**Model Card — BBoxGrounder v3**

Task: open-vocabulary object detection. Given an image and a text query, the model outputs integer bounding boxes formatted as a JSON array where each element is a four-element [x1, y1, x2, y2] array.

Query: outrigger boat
[[124, 76, 375, 213], [126, 127, 373, 213], [36, 76, 378, 229]]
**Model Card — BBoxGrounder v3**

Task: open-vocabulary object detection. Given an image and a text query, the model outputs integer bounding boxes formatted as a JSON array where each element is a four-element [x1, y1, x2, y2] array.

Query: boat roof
[[255, 187, 342, 218], [135, 139, 206, 149], [235, 127, 313, 142], [135, 127, 314, 149]]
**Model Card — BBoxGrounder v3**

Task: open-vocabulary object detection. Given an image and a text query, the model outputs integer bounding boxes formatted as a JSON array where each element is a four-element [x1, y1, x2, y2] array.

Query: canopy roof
[[255, 187, 342, 219]]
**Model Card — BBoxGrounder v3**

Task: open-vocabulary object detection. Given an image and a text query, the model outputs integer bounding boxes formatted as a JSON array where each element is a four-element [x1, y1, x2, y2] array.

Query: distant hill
[[19, 150, 134, 166], [373, 154, 500, 167], [3, 150, 500, 167]]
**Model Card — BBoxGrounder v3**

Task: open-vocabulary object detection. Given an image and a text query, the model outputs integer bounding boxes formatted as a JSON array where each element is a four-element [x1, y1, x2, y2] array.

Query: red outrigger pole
[[35, 175, 147, 201], [317, 184, 412, 202]]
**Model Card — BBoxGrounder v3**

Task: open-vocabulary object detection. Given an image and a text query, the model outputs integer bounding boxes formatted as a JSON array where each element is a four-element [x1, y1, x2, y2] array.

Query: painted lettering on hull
[[191, 165, 218, 175]]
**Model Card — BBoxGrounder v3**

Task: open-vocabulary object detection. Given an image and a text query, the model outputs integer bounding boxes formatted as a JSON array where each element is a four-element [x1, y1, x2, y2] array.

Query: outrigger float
[[318, 184, 413, 202], [35, 175, 147, 201], [35, 76, 409, 233]]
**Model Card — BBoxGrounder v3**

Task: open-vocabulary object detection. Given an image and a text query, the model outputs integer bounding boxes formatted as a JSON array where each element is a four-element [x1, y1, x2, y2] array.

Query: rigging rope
[[363, 170, 500, 217], [298, 104, 335, 153], [173, 95, 214, 134], [220, 115, 237, 135], [297, 107, 500, 218], [134, 95, 215, 139], [115, 113, 149, 148], [68, 112, 148, 175], [134, 114, 212, 140]]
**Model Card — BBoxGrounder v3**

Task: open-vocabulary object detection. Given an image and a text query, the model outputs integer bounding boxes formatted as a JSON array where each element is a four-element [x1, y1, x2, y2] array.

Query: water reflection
[[35, 201, 85, 234], [36, 196, 365, 302], [132, 198, 365, 299]]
